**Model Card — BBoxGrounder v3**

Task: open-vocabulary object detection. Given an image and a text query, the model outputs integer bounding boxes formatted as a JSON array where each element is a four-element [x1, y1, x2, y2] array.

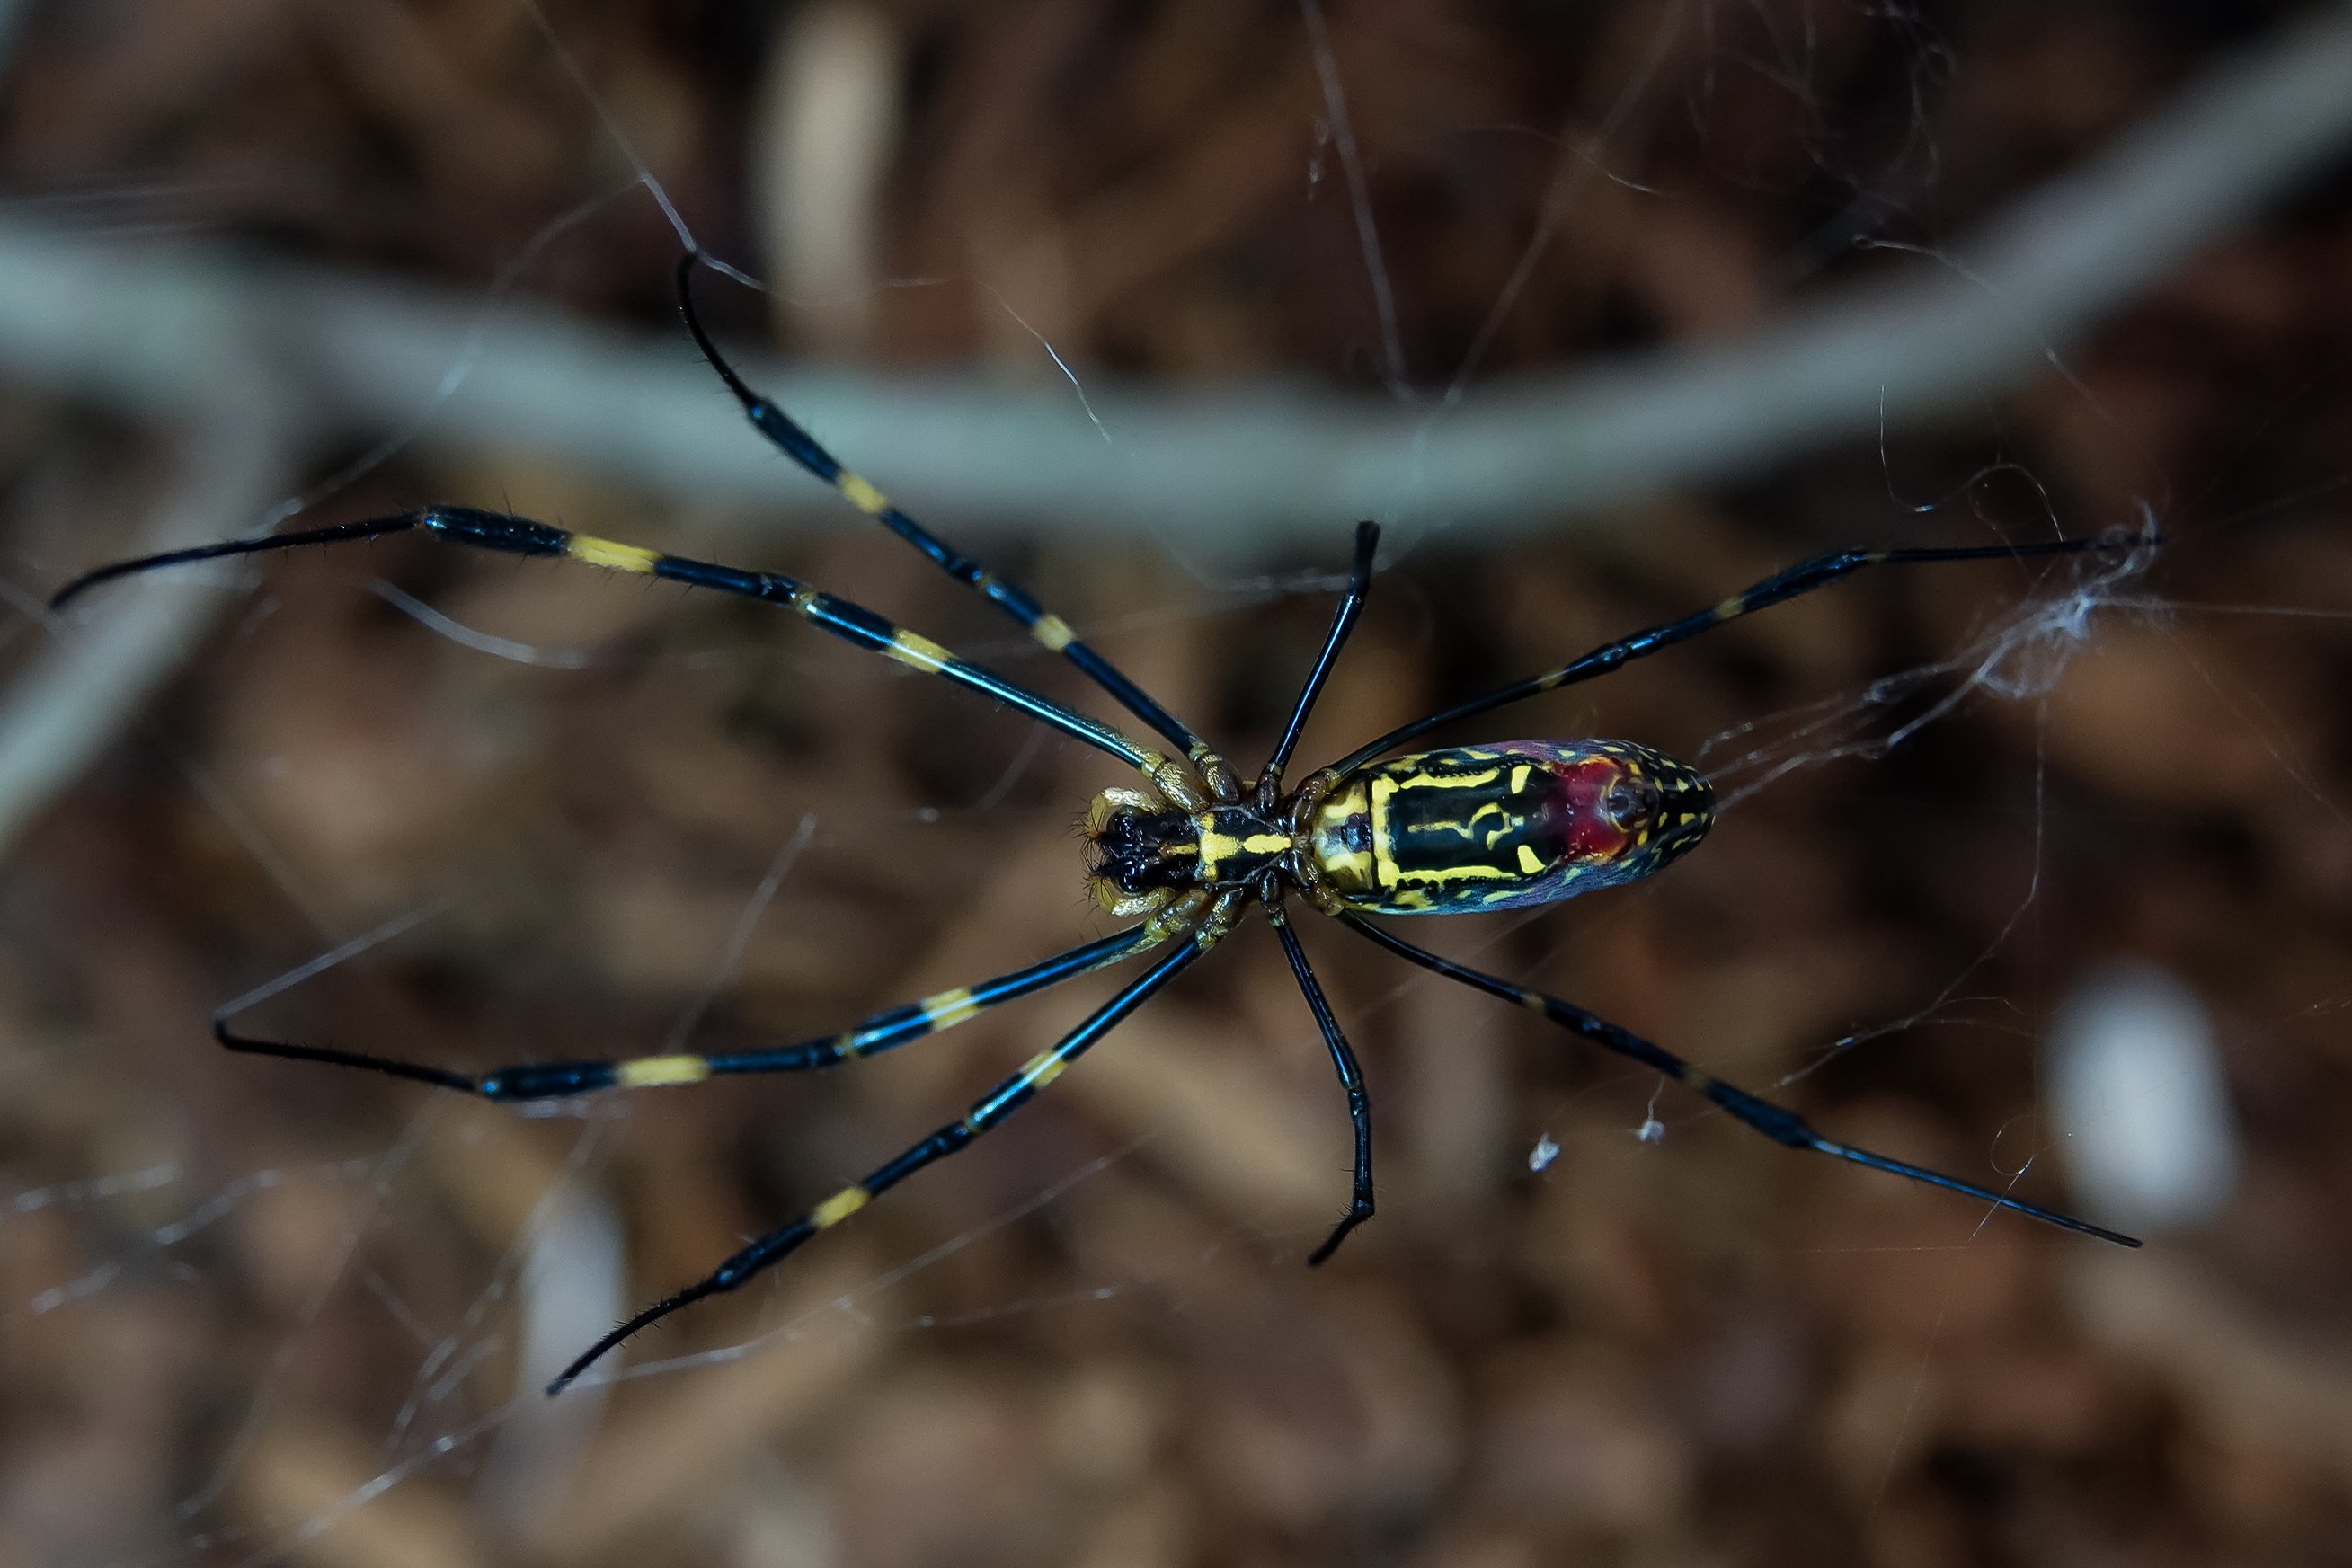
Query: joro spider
[[52, 252, 2142, 1395]]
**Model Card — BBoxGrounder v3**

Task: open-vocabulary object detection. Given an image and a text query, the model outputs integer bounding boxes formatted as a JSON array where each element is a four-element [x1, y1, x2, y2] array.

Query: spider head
[[1082, 786, 1194, 917]]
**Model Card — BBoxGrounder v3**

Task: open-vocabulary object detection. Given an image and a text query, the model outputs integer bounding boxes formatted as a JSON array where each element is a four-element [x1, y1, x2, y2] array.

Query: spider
[[51, 252, 2141, 1395]]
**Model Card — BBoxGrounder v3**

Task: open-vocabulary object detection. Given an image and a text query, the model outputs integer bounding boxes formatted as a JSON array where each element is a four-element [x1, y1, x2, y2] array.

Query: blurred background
[[2, 2, 2350, 1564]]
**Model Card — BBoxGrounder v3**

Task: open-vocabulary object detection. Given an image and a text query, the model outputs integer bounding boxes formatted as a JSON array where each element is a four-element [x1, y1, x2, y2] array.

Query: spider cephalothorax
[[1084, 786, 1296, 915]]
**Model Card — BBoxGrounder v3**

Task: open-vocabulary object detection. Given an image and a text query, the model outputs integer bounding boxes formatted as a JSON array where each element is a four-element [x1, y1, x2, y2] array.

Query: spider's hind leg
[[1341, 914, 2140, 1249]]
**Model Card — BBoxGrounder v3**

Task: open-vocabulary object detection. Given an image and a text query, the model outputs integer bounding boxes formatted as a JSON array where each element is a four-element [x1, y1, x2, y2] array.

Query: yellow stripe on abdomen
[[1370, 775, 1399, 889]]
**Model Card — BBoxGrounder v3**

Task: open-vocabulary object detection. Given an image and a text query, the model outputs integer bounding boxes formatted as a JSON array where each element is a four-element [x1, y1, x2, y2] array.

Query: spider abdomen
[[1307, 740, 1713, 914]]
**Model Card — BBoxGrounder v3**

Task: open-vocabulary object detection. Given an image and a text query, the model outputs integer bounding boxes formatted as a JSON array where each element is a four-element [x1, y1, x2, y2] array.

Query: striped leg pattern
[[549, 890, 1244, 1393], [49, 506, 1209, 800], [1341, 914, 2140, 1248], [673, 253, 1229, 788], [1323, 532, 2139, 779], [209, 922, 1176, 1101]]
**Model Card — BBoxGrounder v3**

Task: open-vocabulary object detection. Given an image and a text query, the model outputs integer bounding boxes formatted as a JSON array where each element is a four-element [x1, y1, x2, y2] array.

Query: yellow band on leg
[[1017, 1050, 1069, 1091], [920, 987, 981, 1028], [567, 535, 662, 574], [811, 1186, 870, 1229], [884, 632, 954, 672], [617, 1055, 713, 1088]]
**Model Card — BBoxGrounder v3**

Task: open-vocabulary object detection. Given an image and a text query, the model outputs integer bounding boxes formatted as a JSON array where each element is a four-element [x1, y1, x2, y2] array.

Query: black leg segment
[[1258, 519, 1378, 808], [1340, 913, 2139, 1248], [1264, 890, 1374, 1265]]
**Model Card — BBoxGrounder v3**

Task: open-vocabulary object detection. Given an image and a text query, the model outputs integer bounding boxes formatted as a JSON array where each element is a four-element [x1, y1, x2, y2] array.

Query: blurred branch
[[3, 4, 2349, 559], [7, 2, 2349, 856]]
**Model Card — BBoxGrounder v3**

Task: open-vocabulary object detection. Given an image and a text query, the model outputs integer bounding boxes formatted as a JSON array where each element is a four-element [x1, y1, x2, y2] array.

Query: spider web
[[4, 3, 2351, 1564]]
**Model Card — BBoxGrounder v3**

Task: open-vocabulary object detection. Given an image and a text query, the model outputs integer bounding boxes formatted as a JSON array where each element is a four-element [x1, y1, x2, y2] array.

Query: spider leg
[[549, 890, 1242, 1395], [675, 252, 1227, 784], [1340, 913, 2140, 1248], [1263, 888, 1374, 1264], [1321, 530, 2143, 779], [50, 505, 1202, 794], [210, 920, 1182, 1099], [212, 1017, 476, 1092], [44, 517, 424, 609], [1256, 519, 1377, 809]]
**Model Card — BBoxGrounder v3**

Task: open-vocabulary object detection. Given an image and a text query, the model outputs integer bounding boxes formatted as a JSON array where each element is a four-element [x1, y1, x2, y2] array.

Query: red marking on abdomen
[[1549, 756, 1633, 864]]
